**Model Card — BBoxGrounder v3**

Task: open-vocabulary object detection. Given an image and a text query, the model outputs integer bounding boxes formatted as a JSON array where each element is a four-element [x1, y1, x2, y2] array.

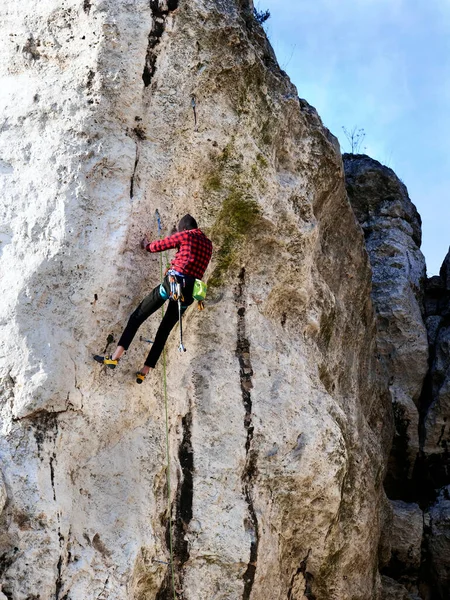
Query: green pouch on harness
[[192, 279, 207, 301]]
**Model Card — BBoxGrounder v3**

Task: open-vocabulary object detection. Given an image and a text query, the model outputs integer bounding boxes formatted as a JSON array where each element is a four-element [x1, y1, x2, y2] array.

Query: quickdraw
[[167, 270, 186, 352]]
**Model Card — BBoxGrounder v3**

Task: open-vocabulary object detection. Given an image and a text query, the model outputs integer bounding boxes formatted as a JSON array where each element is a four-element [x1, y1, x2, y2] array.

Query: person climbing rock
[[94, 214, 212, 383]]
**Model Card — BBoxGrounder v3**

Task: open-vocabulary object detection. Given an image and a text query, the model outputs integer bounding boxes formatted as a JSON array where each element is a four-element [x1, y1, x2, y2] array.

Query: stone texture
[[383, 500, 423, 590], [417, 251, 450, 599], [0, 474, 6, 516], [422, 250, 450, 460], [344, 154, 428, 496], [0, 2, 392, 599], [427, 486, 450, 598], [378, 492, 394, 570], [380, 575, 419, 600], [440, 249, 450, 290]]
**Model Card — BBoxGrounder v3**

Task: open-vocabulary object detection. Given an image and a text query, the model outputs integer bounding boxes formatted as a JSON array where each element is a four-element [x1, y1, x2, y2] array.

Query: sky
[[259, 0, 450, 275]]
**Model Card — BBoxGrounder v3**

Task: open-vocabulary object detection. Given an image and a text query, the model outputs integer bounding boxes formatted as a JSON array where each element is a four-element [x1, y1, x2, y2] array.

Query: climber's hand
[[141, 235, 150, 250]]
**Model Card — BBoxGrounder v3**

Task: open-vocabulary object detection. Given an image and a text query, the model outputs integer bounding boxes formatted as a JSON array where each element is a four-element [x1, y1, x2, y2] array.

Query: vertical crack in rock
[[55, 527, 66, 599], [156, 408, 193, 599], [83, 1, 92, 15], [0, 547, 19, 598], [31, 413, 65, 597], [234, 267, 259, 599], [143, 0, 179, 87], [32, 411, 58, 459], [50, 452, 57, 502], [287, 550, 316, 600], [100, 577, 109, 597], [55, 554, 63, 599], [175, 409, 193, 564], [127, 121, 147, 200], [129, 141, 139, 199], [32, 412, 59, 504]]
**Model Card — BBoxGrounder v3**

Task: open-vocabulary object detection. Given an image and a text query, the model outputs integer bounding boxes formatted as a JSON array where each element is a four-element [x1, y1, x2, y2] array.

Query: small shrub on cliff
[[254, 7, 270, 25], [342, 125, 366, 154]]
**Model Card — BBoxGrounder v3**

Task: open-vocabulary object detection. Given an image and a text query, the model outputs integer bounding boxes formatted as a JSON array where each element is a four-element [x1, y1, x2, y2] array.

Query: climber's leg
[[141, 286, 193, 372], [94, 282, 168, 367], [143, 300, 181, 368], [116, 284, 166, 351], [135, 301, 180, 383]]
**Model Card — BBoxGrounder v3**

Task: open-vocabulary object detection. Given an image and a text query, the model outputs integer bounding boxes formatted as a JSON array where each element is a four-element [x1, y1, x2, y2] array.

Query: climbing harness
[[155, 210, 177, 600], [167, 271, 184, 302]]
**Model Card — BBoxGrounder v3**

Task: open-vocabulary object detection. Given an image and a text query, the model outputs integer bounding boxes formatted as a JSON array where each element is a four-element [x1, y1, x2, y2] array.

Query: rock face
[[0, 2, 392, 600], [417, 250, 450, 599], [427, 486, 450, 597], [380, 575, 418, 600], [344, 154, 428, 498], [422, 250, 450, 463], [383, 500, 423, 593], [344, 156, 450, 599], [343, 155, 431, 597]]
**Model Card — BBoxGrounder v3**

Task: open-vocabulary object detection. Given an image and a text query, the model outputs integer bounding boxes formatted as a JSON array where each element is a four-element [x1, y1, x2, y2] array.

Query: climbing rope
[[155, 209, 177, 600]]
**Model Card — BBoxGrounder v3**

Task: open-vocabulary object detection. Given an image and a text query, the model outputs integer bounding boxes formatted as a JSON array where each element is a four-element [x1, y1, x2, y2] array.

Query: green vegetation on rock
[[208, 188, 261, 289]]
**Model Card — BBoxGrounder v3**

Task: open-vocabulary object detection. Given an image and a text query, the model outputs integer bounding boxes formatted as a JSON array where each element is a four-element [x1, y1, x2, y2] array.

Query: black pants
[[117, 274, 194, 368]]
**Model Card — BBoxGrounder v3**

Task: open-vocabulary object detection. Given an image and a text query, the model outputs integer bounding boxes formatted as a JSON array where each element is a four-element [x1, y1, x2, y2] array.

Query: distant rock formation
[[427, 485, 450, 597], [344, 154, 428, 499], [422, 250, 450, 464], [419, 250, 450, 598], [344, 155, 450, 599]]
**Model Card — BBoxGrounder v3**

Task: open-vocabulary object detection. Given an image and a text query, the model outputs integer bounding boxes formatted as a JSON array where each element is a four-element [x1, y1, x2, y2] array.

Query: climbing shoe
[[135, 371, 146, 384], [93, 355, 118, 369]]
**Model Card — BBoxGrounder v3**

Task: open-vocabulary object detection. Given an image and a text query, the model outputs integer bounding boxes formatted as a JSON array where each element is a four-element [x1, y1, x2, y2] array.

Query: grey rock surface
[[383, 500, 423, 589], [418, 257, 450, 599], [344, 154, 428, 495], [0, 474, 6, 516], [428, 486, 450, 598], [380, 575, 419, 600], [423, 249, 450, 459], [0, 2, 392, 599], [439, 249, 450, 290]]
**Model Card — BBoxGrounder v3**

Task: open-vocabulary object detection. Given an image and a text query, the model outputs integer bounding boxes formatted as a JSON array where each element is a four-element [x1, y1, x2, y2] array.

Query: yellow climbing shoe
[[136, 372, 146, 384], [93, 355, 118, 369]]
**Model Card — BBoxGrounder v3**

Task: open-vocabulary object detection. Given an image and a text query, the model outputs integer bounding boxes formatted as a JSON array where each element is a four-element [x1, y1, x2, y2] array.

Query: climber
[[93, 214, 213, 383]]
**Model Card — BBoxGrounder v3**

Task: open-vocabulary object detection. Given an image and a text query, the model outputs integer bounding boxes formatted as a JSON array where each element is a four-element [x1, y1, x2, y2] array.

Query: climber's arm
[[145, 231, 184, 253]]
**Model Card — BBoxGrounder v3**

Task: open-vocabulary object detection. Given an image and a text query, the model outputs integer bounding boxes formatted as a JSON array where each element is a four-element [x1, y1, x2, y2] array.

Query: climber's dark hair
[[178, 214, 198, 232]]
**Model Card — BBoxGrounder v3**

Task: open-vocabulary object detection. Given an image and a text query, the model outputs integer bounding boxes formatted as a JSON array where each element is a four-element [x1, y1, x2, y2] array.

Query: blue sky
[[260, 0, 450, 275]]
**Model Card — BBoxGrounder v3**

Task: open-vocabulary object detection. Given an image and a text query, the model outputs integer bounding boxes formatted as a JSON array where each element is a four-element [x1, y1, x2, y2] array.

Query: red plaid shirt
[[147, 229, 213, 280]]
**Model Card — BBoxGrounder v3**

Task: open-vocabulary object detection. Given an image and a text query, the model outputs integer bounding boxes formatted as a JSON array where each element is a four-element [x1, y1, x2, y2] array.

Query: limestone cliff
[[344, 154, 428, 498], [419, 250, 450, 598], [344, 156, 450, 599], [1, 1, 392, 599], [344, 155, 428, 600]]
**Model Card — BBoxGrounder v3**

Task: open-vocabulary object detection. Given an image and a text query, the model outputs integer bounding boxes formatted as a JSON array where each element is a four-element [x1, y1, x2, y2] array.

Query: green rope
[[162, 345, 177, 599], [158, 219, 177, 600]]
